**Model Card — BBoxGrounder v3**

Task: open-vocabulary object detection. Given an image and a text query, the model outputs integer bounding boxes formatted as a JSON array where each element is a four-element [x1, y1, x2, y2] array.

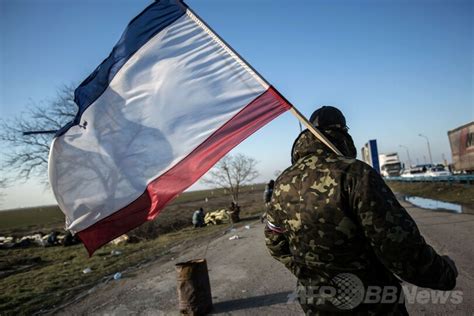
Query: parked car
[[400, 169, 415, 178], [400, 164, 432, 178], [425, 165, 452, 177]]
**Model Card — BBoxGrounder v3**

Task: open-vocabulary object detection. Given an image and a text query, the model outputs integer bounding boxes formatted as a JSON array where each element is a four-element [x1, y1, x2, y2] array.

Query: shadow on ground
[[210, 291, 293, 313]]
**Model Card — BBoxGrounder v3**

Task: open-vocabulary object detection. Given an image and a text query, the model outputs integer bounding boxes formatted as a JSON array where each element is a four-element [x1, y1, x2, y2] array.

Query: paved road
[[399, 199, 474, 316], [59, 199, 474, 316]]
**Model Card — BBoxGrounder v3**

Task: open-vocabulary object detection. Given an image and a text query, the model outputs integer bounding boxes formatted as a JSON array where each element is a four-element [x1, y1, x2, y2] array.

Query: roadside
[[58, 198, 474, 316], [57, 220, 302, 316], [387, 181, 474, 208], [1, 223, 228, 315], [0, 186, 265, 315], [399, 198, 474, 316]]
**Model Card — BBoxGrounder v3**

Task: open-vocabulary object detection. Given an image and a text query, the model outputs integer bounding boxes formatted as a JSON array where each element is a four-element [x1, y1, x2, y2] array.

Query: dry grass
[[0, 205, 64, 237], [0, 225, 226, 315]]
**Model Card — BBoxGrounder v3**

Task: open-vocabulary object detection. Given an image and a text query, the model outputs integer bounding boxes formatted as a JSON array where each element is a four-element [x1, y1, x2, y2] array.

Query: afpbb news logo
[[287, 273, 463, 309]]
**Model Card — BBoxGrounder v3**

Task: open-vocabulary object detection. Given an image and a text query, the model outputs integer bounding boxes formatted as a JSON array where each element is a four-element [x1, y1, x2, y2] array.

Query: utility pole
[[418, 134, 433, 165], [399, 145, 412, 168]]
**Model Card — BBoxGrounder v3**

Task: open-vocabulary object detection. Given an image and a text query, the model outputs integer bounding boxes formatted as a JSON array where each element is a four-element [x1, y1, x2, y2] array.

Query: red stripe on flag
[[78, 86, 291, 255]]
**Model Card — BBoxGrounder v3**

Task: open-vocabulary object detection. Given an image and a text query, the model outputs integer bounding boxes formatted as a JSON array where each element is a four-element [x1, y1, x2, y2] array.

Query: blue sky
[[0, 0, 472, 209]]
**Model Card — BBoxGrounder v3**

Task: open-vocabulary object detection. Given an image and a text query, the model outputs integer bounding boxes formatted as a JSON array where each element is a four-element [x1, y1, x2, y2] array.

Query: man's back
[[269, 133, 375, 275], [265, 129, 457, 315]]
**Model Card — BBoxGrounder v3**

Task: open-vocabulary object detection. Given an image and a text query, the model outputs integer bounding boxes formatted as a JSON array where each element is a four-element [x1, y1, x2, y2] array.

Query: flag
[[48, 0, 291, 255]]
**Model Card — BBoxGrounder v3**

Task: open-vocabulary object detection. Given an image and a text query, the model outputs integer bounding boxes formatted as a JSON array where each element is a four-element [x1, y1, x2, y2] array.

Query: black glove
[[443, 255, 458, 278]]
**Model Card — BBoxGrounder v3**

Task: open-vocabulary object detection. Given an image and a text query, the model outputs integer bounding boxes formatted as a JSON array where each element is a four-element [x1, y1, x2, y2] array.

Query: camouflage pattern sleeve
[[264, 200, 299, 276], [352, 166, 457, 290]]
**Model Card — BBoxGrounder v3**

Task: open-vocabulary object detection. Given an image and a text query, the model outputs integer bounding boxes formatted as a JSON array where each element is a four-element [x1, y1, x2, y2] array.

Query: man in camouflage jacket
[[264, 106, 457, 315]]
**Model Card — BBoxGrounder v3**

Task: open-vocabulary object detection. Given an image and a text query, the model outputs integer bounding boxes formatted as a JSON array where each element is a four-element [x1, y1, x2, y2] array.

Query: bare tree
[[203, 153, 259, 204], [273, 169, 282, 178], [0, 178, 7, 205], [0, 85, 77, 182]]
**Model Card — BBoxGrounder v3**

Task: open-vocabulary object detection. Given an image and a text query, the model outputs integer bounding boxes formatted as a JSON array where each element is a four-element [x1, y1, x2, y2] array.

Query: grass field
[[0, 185, 265, 315], [0, 184, 265, 237], [0, 205, 65, 236], [387, 181, 474, 207]]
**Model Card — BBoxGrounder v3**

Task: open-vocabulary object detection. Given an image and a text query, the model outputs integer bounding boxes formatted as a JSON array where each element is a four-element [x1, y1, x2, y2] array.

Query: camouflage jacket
[[264, 130, 457, 315]]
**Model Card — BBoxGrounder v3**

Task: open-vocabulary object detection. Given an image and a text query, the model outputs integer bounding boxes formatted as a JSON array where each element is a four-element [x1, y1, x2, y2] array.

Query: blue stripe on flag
[[57, 0, 186, 136]]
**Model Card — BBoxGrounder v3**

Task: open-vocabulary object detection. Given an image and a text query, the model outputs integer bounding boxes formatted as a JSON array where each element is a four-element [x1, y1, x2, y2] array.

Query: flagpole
[[182, 1, 343, 157], [288, 106, 343, 156], [181, 2, 271, 89], [267, 87, 343, 156]]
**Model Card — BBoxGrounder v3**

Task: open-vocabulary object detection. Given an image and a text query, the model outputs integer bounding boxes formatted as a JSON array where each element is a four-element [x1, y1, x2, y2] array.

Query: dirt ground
[[56, 196, 474, 316]]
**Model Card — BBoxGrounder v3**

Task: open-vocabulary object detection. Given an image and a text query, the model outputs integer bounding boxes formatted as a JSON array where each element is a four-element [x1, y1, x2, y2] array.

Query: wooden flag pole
[[267, 87, 343, 156], [288, 106, 343, 156], [182, 3, 341, 157]]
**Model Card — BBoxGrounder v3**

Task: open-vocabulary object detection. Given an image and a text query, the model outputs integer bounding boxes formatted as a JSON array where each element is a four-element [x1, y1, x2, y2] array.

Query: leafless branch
[[0, 84, 77, 183], [0, 178, 8, 204], [202, 153, 259, 203]]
